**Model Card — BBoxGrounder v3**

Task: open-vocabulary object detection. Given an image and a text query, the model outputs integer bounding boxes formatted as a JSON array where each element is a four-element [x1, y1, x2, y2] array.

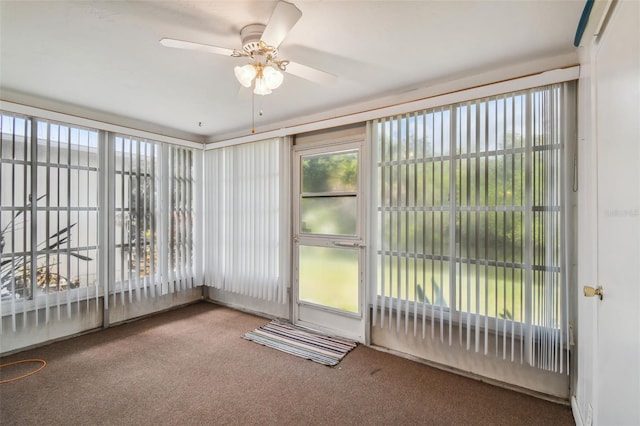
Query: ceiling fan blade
[[260, 1, 302, 48], [160, 38, 235, 57], [285, 61, 337, 86]]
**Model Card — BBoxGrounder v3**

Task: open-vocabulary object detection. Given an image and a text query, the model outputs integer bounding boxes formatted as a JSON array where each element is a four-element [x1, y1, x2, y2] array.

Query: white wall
[[205, 287, 288, 320], [371, 312, 569, 399], [1, 299, 103, 354], [573, 1, 640, 424], [1, 289, 202, 354]]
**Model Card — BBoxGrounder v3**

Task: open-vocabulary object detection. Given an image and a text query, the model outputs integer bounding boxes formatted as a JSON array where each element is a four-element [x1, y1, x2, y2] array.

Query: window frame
[[1, 112, 199, 317], [372, 85, 571, 337], [1, 114, 102, 309]]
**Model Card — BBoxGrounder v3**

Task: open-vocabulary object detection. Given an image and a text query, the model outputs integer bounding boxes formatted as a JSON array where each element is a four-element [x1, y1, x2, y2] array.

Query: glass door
[[293, 142, 365, 342]]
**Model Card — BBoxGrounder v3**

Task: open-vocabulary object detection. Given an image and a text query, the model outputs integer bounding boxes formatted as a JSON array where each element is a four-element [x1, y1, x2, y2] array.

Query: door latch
[[583, 286, 604, 300]]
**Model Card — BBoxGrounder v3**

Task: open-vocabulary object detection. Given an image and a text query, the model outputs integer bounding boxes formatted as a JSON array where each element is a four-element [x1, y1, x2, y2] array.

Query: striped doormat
[[243, 321, 357, 366]]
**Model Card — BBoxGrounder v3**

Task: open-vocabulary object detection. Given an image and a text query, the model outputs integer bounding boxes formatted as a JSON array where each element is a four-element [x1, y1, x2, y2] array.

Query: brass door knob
[[583, 286, 604, 300]]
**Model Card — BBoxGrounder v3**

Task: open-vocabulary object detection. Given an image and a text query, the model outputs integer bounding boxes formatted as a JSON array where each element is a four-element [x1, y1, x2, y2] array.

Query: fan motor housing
[[240, 24, 277, 56]]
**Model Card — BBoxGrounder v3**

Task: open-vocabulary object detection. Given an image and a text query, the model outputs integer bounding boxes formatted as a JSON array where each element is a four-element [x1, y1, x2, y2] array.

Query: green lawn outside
[[377, 258, 525, 322], [298, 246, 359, 313], [297, 247, 561, 326]]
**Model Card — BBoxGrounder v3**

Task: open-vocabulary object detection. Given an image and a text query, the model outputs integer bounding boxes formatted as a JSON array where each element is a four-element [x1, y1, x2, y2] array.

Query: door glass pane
[[299, 246, 359, 313], [301, 196, 356, 235], [302, 151, 357, 193]]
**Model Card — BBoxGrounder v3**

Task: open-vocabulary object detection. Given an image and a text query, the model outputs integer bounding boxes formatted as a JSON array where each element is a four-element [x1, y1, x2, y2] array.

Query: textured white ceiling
[[0, 1, 584, 142]]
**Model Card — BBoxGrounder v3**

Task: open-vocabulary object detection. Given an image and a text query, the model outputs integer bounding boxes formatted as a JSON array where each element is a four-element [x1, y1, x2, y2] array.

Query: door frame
[[291, 134, 368, 342], [573, 1, 640, 425]]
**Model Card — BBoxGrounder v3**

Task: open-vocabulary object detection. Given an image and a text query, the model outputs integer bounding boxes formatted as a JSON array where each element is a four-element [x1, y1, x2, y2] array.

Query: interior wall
[[574, 1, 640, 424], [204, 287, 288, 320], [1, 289, 202, 355], [1, 299, 102, 354], [107, 288, 203, 326], [371, 312, 570, 399]]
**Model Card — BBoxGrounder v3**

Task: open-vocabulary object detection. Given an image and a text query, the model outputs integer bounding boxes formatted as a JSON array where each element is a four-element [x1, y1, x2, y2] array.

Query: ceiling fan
[[160, 1, 336, 95]]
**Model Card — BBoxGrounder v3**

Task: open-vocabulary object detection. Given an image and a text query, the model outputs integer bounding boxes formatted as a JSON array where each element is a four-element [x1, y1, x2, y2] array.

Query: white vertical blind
[[371, 83, 574, 372], [1, 113, 101, 332], [204, 138, 288, 303], [113, 135, 197, 303], [167, 145, 196, 292], [113, 135, 158, 303], [2, 109, 200, 342]]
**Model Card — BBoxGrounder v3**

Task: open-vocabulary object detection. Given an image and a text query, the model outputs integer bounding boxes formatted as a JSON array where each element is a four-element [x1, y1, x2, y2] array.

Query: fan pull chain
[[251, 90, 256, 134]]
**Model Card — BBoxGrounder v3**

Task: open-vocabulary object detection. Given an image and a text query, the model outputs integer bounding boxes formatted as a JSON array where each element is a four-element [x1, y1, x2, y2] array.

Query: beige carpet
[[0, 302, 574, 425]]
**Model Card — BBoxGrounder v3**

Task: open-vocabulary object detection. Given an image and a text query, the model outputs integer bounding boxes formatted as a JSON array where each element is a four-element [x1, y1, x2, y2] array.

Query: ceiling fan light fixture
[[253, 77, 273, 95], [262, 65, 284, 90], [234, 64, 257, 88]]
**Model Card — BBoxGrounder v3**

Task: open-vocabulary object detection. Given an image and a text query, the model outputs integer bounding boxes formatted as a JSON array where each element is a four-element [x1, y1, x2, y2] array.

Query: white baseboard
[[571, 396, 584, 426]]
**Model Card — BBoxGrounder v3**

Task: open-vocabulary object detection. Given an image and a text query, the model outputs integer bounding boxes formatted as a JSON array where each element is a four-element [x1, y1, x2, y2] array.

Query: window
[[300, 150, 358, 236], [372, 83, 574, 371], [1, 114, 100, 315], [113, 135, 197, 302], [1, 111, 199, 331], [167, 145, 195, 291], [114, 135, 158, 298]]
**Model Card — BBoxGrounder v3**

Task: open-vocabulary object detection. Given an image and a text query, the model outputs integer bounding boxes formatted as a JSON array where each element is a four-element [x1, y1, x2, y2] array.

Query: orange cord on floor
[[0, 359, 47, 384]]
